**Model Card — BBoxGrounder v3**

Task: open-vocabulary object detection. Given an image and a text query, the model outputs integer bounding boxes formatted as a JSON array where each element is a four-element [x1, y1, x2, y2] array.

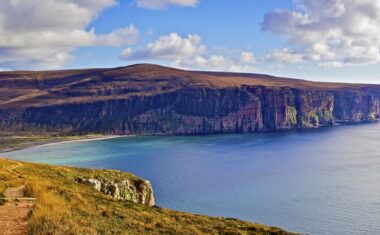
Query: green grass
[[309, 112, 320, 125], [286, 106, 298, 126], [0, 159, 296, 235], [323, 110, 333, 119]]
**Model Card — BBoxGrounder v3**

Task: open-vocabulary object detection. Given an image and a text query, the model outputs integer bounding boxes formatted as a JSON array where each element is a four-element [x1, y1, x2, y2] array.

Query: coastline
[[3, 119, 379, 154], [0, 158, 294, 234], [3, 124, 379, 234], [0, 134, 131, 154], [37, 135, 128, 147]]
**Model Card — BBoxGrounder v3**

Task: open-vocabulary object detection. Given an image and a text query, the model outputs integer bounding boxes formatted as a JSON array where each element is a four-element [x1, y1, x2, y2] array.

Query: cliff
[[0, 159, 294, 234], [0, 64, 379, 135]]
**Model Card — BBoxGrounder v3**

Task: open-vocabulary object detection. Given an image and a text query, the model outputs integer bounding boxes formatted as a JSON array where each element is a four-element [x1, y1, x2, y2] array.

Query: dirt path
[[0, 199, 33, 235], [8, 161, 23, 172], [0, 161, 35, 235]]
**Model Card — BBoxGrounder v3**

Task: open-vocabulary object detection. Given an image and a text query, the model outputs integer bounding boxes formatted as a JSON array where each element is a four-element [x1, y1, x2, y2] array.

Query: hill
[[0, 64, 379, 135], [0, 158, 293, 234]]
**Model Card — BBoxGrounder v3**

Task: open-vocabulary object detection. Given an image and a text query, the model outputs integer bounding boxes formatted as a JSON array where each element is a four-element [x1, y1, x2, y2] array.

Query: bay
[[6, 122, 380, 234]]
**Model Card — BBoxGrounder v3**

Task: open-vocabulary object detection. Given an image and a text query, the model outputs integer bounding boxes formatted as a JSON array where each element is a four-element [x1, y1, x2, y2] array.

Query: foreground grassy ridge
[[0, 159, 295, 235]]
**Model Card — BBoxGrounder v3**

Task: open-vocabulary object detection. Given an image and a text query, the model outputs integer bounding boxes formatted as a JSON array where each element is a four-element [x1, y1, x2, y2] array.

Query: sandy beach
[[38, 135, 127, 147], [0, 134, 134, 154]]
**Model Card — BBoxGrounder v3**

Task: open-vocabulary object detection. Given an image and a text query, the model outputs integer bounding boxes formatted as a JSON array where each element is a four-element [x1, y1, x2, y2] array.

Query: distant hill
[[0, 64, 379, 135]]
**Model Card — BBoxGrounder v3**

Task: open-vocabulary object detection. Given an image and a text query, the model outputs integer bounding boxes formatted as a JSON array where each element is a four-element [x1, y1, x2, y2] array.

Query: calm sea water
[[6, 122, 380, 234]]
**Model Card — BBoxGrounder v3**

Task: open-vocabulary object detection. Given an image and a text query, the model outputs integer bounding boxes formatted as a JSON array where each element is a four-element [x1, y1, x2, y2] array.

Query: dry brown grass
[[1, 63, 379, 109], [0, 158, 296, 235]]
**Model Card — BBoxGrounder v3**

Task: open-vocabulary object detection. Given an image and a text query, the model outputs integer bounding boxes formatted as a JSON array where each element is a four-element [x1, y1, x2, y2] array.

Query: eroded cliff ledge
[[76, 177, 155, 206], [0, 64, 379, 135]]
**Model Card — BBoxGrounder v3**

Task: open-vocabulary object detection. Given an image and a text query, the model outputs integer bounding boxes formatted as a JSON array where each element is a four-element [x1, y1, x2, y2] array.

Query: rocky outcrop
[[76, 177, 155, 206]]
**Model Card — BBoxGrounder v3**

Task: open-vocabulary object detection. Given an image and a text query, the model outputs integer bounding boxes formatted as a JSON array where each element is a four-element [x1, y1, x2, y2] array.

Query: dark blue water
[[6, 122, 380, 234]]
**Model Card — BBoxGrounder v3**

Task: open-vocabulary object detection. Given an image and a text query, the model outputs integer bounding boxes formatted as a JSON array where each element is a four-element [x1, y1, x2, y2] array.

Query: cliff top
[[0, 158, 294, 234], [1, 63, 379, 108]]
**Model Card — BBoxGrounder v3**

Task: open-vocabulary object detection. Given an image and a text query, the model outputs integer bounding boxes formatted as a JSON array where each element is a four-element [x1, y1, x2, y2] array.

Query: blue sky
[[0, 0, 379, 83], [72, 1, 289, 66]]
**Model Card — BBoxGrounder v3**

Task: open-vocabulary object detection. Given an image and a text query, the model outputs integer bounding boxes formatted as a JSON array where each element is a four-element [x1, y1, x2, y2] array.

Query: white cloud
[[318, 61, 344, 68], [121, 33, 206, 60], [135, 0, 199, 10], [239, 51, 257, 64], [121, 32, 256, 72], [0, 0, 139, 69], [266, 48, 304, 63], [262, 0, 380, 67], [173, 54, 256, 73]]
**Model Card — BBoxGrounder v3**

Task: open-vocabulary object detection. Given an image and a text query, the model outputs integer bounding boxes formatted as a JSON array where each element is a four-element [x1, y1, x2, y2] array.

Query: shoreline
[[2, 120, 379, 154], [37, 135, 128, 147], [0, 134, 132, 154]]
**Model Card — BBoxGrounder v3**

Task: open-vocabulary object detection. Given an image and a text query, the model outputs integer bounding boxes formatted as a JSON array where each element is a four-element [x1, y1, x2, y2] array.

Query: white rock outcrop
[[77, 178, 155, 206]]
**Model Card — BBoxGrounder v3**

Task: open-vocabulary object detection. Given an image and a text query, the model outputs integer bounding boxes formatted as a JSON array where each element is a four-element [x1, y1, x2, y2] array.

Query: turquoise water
[[6, 122, 380, 234]]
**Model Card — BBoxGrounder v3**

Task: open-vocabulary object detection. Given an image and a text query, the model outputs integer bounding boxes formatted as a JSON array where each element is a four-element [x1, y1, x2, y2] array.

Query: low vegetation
[[0, 158, 295, 235]]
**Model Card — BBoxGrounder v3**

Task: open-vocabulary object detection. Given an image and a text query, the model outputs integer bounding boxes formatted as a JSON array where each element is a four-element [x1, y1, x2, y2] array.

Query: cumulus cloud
[[262, 0, 380, 67], [266, 48, 304, 63], [0, 0, 139, 69], [173, 54, 256, 73], [239, 51, 257, 64], [135, 0, 199, 10], [121, 33, 206, 60], [121, 33, 256, 72], [318, 61, 344, 68]]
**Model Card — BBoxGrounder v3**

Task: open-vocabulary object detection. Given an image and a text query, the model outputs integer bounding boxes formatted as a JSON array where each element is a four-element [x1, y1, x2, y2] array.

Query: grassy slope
[[1, 64, 379, 109], [0, 158, 295, 235]]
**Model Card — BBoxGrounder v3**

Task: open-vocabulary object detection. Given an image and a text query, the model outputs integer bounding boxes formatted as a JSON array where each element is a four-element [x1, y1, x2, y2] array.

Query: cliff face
[[77, 178, 155, 206], [0, 64, 379, 135]]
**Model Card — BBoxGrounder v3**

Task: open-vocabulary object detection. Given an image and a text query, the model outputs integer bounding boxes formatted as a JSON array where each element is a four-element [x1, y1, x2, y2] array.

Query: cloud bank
[[0, 0, 138, 69], [262, 0, 380, 67], [135, 0, 199, 10], [121, 32, 256, 72]]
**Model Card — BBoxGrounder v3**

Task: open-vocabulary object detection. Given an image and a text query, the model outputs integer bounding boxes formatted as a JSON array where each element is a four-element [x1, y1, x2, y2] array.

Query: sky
[[0, 0, 380, 83]]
